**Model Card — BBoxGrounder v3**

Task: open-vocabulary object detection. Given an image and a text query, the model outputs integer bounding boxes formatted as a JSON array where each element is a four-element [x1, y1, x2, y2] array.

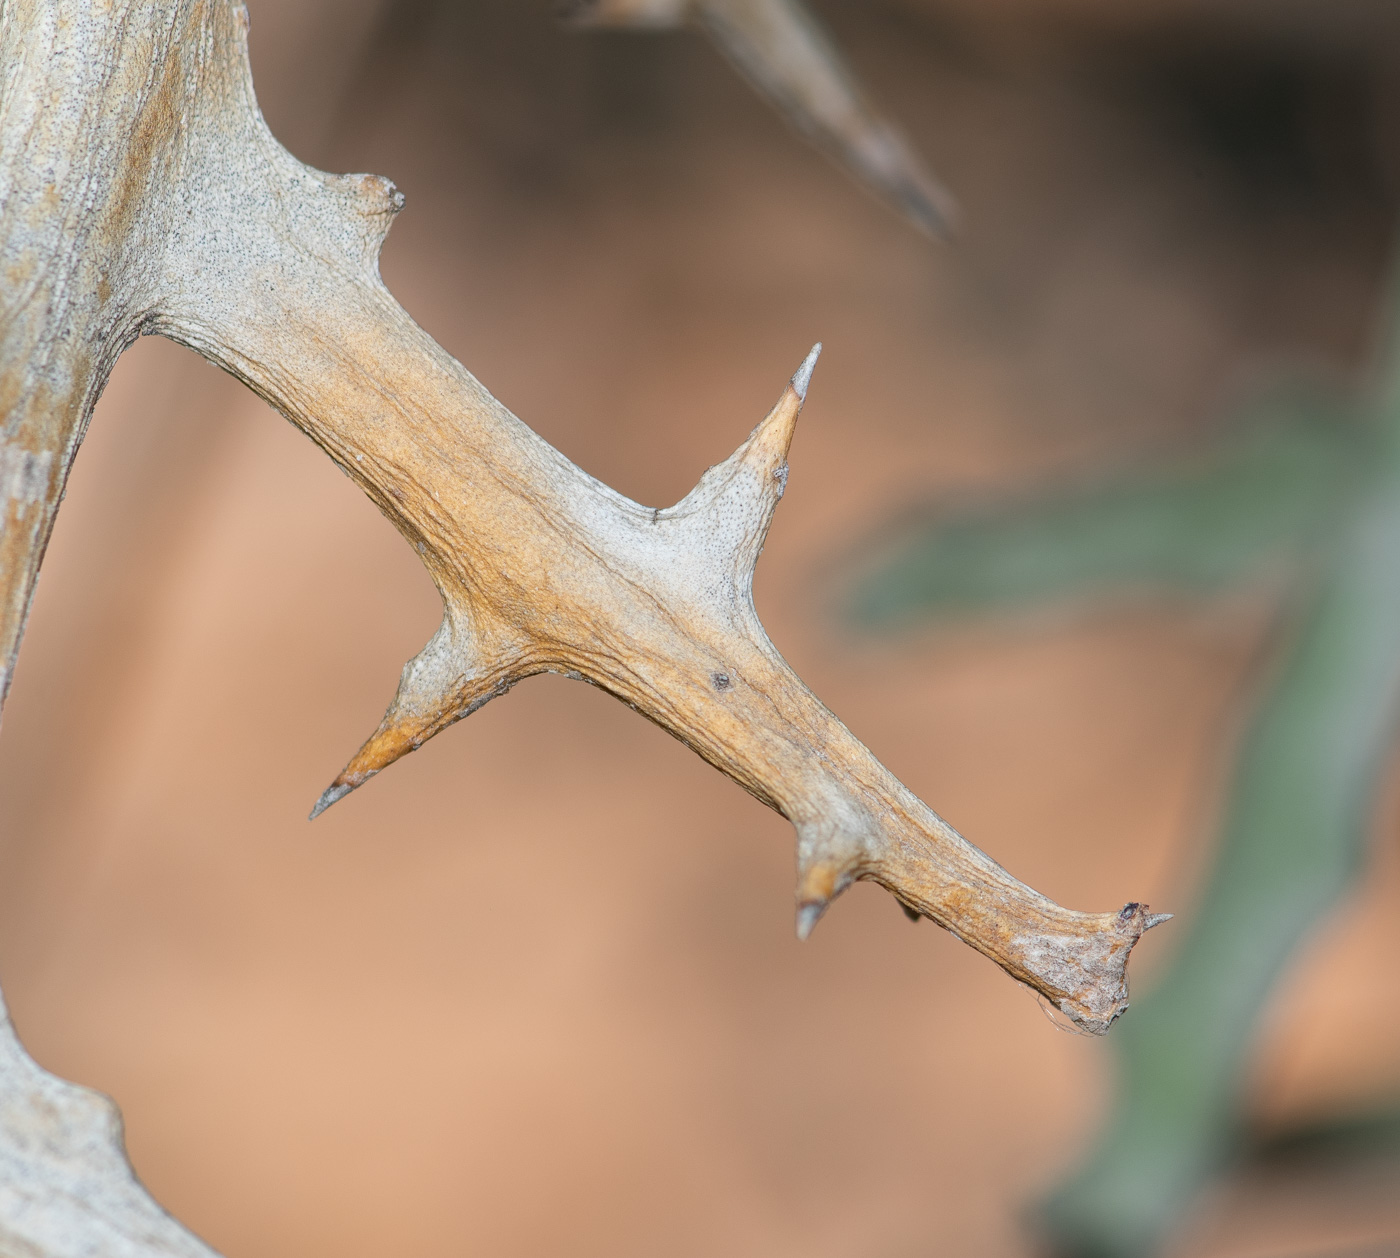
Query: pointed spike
[[859, 128, 957, 239], [664, 351, 813, 551], [308, 617, 511, 818], [794, 850, 859, 940], [1144, 912, 1173, 931], [795, 899, 827, 941], [796, 856, 839, 905], [790, 342, 821, 404], [308, 780, 355, 821]]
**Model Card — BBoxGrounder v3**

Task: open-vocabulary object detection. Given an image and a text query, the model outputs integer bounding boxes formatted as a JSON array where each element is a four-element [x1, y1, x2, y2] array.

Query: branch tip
[[308, 780, 354, 820], [790, 342, 822, 404], [1143, 912, 1173, 931], [795, 900, 827, 941]]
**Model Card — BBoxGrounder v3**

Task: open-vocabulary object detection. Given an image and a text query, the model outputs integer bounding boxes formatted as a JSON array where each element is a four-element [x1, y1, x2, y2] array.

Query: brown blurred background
[[3, 1, 1400, 1254]]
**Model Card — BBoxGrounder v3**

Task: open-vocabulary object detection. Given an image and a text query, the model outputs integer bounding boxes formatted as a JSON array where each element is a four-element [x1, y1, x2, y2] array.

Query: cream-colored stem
[[0, 2, 1163, 1253], [162, 269, 1160, 1030], [1, 0, 1165, 1025]]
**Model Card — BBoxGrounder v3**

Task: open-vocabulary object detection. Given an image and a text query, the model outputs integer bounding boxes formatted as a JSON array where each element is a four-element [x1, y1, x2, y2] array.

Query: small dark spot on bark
[[1119, 902, 1141, 921], [711, 671, 731, 691]]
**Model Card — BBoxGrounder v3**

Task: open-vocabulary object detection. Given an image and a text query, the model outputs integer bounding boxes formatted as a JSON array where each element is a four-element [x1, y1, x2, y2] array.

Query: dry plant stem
[[0, 0, 1162, 1035], [565, 0, 955, 236], [0, 4, 1164, 1249], [0, 992, 219, 1258]]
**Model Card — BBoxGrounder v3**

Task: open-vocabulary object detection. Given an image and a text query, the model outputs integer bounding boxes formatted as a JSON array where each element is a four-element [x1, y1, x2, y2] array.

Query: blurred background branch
[[562, 0, 955, 235]]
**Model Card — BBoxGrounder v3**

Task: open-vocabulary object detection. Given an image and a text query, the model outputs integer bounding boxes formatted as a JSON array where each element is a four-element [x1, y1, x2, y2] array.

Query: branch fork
[[1, 0, 1164, 1041], [0, 3, 1169, 1250]]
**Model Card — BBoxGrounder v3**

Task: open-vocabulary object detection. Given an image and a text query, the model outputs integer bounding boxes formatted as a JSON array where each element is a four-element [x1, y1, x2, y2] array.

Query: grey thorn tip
[[308, 781, 353, 821], [795, 899, 827, 941], [790, 342, 822, 403], [1143, 912, 1174, 931]]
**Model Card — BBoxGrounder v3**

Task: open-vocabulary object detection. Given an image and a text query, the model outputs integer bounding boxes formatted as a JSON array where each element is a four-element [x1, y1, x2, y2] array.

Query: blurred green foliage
[[848, 297, 1400, 1256], [849, 391, 1364, 627]]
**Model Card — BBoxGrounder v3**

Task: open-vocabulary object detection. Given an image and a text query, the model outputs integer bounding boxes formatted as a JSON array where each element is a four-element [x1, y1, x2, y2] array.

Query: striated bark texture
[[0, 1, 1164, 1253]]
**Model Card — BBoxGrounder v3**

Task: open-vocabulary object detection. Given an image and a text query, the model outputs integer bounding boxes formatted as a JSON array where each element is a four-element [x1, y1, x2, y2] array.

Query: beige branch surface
[[0, 992, 218, 1258], [563, 0, 955, 236], [0, 0, 1163, 1252]]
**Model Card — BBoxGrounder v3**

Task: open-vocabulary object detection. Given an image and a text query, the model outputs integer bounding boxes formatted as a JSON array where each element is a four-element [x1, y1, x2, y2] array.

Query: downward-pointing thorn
[[795, 899, 827, 941], [790, 343, 822, 404], [309, 781, 353, 821], [901, 902, 921, 923]]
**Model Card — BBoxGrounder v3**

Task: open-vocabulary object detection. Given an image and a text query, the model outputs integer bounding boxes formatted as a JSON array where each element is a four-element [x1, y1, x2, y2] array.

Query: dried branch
[[0, 0, 1164, 1249], [0, 0, 1162, 1033], [0, 990, 219, 1258], [563, 0, 955, 236]]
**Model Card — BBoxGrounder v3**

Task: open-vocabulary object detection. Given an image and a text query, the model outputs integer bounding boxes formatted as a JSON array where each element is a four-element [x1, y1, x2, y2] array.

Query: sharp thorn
[[790, 343, 822, 404], [901, 902, 921, 923], [308, 780, 353, 820], [1144, 912, 1173, 931], [795, 899, 827, 941]]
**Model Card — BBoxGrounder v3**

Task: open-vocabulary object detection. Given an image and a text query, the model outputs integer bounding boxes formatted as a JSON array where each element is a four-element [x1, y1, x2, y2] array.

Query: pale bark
[[0, 991, 218, 1258], [0, 1, 1163, 1252]]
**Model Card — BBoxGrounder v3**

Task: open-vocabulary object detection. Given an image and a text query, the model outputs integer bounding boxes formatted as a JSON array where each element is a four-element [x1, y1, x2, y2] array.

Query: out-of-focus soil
[[3, 2, 1400, 1255]]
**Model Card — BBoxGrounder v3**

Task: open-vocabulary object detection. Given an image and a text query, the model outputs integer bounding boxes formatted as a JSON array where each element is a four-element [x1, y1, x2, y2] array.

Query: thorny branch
[[0, 2, 1162, 1254]]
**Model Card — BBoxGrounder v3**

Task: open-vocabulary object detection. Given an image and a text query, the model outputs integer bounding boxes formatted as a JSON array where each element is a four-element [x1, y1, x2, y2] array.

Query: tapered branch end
[[1043, 902, 1172, 1035], [309, 779, 355, 820], [308, 617, 514, 819], [790, 342, 821, 404], [872, 135, 958, 239], [669, 343, 826, 577], [746, 344, 816, 472], [736, 342, 822, 484], [793, 849, 859, 940], [307, 728, 408, 819], [795, 900, 827, 941]]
